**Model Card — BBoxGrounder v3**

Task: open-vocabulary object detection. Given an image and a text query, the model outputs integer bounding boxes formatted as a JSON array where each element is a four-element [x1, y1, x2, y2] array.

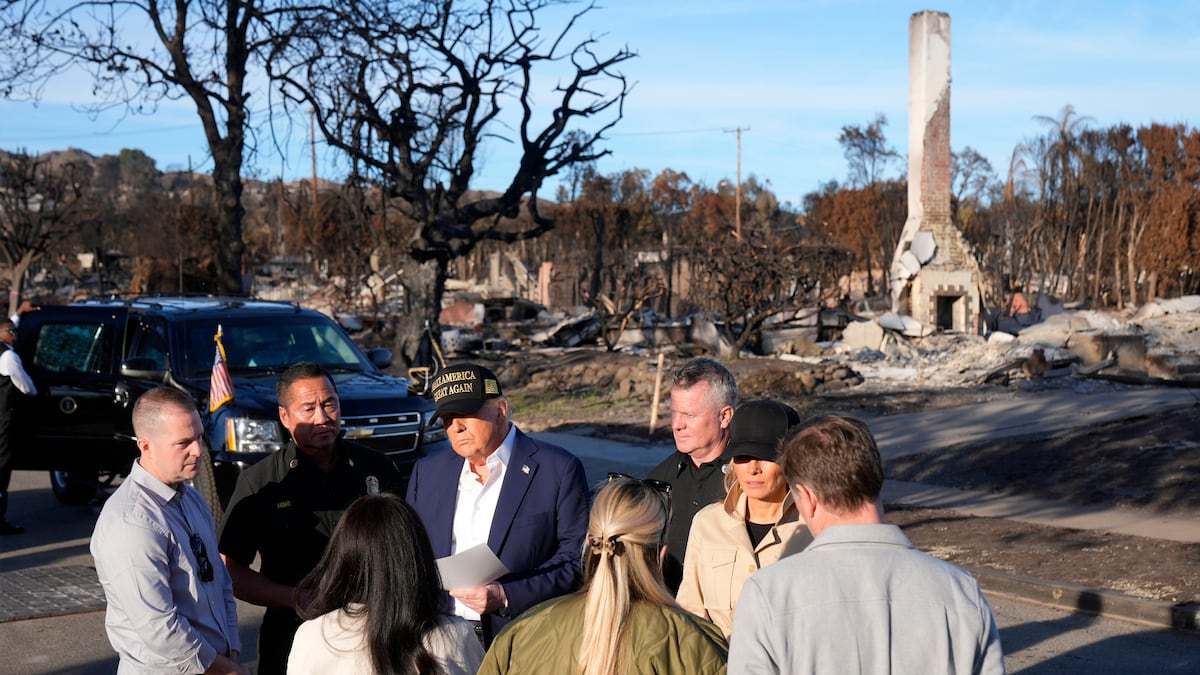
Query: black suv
[[12, 296, 448, 515]]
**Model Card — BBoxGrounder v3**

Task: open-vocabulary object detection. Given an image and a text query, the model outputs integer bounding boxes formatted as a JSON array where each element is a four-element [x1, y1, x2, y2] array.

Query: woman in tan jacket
[[676, 400, 813, 636]]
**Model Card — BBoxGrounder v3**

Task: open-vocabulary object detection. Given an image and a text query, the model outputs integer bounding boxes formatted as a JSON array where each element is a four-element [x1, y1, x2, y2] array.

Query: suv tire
[[49, 470, 98, 505]]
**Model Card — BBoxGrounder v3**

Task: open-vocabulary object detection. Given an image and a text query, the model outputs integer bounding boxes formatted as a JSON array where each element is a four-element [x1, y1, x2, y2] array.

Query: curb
[[968, 565, 1200, 635]]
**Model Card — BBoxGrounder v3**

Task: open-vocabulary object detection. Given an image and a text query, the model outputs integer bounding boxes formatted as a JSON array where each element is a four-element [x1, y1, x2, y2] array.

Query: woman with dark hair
[[287, 494, 484, 675], [479, 475, 727, 675]]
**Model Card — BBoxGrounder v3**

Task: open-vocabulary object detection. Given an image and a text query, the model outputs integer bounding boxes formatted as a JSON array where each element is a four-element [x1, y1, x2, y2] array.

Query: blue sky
[[3, 1, 1199, 209]]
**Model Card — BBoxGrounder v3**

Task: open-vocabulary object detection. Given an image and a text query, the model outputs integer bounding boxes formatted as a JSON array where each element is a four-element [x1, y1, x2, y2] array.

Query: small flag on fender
[[210, 324, 234, 412]]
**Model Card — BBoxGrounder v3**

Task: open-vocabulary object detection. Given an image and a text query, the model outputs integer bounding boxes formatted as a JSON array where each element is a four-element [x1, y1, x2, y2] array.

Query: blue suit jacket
[[406, 426, 590, 642]]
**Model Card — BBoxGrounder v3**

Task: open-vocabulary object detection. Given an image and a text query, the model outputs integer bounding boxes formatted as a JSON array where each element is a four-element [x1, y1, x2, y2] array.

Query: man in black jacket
[[646, 357, 737, 592]]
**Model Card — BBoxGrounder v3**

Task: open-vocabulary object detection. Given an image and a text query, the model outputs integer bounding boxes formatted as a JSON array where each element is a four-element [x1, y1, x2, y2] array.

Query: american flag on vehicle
[[209, 324, 234, 412]]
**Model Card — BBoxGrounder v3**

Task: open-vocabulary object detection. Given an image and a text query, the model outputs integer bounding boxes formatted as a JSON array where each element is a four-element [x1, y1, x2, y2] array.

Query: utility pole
[[276, 177, 285, 257], [310, 109, 319, 251], [181, 155, 193, 293], [724, 126, 750, 241]]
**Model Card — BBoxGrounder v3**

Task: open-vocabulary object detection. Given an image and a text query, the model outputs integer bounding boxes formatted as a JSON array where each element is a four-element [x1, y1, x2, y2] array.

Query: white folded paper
[[436, 544, 510, 590]]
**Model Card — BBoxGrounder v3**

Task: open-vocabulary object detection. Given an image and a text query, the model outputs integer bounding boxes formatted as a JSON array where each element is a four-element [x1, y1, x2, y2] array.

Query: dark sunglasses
[[189, 533, 215, 583], [605, 472, 673, 500]]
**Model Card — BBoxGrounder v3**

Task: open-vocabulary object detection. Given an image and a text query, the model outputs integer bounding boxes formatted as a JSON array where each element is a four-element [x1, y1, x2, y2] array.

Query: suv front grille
[[341, 412, 422, 460]]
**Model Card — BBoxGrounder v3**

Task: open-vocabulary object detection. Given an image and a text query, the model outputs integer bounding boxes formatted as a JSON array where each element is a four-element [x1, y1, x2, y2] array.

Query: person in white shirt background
[[0, 314, 37, 535]]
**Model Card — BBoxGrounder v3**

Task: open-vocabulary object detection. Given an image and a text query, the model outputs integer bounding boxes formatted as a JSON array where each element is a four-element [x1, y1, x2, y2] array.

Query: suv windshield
[[182, 316, 370, 378]]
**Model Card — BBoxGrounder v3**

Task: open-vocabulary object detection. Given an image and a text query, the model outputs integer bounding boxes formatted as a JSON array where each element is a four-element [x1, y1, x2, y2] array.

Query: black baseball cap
[[727, 400, 801, 461], [432, 363, 503, 416]]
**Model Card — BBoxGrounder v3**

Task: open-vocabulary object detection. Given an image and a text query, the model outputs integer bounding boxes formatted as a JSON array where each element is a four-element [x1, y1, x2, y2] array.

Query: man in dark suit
[[406, 362, 590, 646]]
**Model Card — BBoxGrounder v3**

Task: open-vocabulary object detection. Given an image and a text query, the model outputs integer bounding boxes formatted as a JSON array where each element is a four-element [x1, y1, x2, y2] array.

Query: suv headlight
[[421, 411, 447, 445], [226, 417, 284, 454]]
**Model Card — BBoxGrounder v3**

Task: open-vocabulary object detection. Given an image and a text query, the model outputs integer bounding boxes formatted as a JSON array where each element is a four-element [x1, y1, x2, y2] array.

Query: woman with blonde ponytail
[[479, 475, 727, 675]]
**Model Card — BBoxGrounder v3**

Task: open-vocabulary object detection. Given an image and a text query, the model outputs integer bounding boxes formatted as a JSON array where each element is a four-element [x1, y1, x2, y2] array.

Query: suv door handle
[[114, 384, 132, 407]]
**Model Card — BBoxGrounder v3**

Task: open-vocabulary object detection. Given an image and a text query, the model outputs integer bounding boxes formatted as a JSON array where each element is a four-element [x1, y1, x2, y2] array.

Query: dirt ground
[[499, 349, 1200, 605]]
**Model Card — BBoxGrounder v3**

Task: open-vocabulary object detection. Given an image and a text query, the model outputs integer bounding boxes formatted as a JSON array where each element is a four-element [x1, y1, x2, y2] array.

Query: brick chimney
[[889, 10, 983, 334]]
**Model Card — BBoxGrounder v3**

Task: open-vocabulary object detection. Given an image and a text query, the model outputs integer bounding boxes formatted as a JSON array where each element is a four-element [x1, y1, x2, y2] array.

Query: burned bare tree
[[549, 167, 666, 350], [0, 150, 89, 313], [312, 175, 397, 312], [266, 0, 634, 362], [125, 178, 231, 294], [0, 0, 287, 293], [836, 115, 902, 295], [683, 228, 852, 358], [838, 114, 899, 189]]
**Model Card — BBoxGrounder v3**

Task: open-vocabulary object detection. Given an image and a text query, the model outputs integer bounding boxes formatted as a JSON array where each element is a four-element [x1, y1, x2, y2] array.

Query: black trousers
[[257, 607, 303, 675], [0, 469, 11, 523], [0, 411, 12, 522]]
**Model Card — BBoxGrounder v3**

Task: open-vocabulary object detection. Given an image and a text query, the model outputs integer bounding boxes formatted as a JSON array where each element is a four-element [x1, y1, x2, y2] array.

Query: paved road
[[4, 385, 1200, 673], [4, 578, 1198, 674], [990, 596, 1200, 673], [4, 465, 1200, 674]]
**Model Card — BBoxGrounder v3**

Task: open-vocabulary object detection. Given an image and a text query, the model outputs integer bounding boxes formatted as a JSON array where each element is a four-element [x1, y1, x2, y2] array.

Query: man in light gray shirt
[[728, 414, 1004, 675], [91, 387, 247, 674]]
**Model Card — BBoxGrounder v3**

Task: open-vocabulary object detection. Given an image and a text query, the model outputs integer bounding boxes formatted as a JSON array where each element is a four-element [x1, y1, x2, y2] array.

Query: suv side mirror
[[366, 348, 393, 369], [121, 357, 167, 382]]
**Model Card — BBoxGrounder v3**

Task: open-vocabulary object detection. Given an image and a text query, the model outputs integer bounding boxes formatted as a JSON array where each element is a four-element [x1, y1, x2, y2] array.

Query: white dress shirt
[[0, 345, 36, 396], [449, 424, 516, 620]]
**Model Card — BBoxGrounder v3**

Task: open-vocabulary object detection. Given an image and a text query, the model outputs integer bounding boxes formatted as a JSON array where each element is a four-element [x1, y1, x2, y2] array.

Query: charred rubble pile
[[824, 295, 1200, 391], [486, 350, 865, 404], [384, 287, 1200, 409]]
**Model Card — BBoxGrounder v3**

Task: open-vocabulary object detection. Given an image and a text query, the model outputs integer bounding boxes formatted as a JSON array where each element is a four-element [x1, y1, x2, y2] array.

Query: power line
[[2, 96, 307, 146], [610, 126, 727, 137], [2, 124, 199, 144], [10, 122, 729, 144]]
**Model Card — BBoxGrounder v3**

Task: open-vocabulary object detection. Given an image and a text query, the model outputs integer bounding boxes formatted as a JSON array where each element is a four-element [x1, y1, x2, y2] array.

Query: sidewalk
[[883, 480, 1200, 543]]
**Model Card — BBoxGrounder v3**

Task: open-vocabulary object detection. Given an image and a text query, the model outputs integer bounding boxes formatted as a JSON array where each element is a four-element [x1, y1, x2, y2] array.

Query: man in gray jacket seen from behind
[[728, 414, 1004, 675]]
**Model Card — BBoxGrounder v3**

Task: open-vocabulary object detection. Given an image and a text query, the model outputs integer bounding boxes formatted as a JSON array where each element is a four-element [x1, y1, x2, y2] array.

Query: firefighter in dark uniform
[[218, 361, 400, 675]]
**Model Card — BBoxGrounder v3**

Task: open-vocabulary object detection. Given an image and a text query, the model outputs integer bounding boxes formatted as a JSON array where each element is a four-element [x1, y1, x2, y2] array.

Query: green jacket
[[480, 594, 728, 674]]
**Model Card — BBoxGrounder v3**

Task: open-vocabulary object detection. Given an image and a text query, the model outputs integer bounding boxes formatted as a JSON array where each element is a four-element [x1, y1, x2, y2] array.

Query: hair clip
[[604, 534, 625, 557], [589, 534, 626, 557]]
